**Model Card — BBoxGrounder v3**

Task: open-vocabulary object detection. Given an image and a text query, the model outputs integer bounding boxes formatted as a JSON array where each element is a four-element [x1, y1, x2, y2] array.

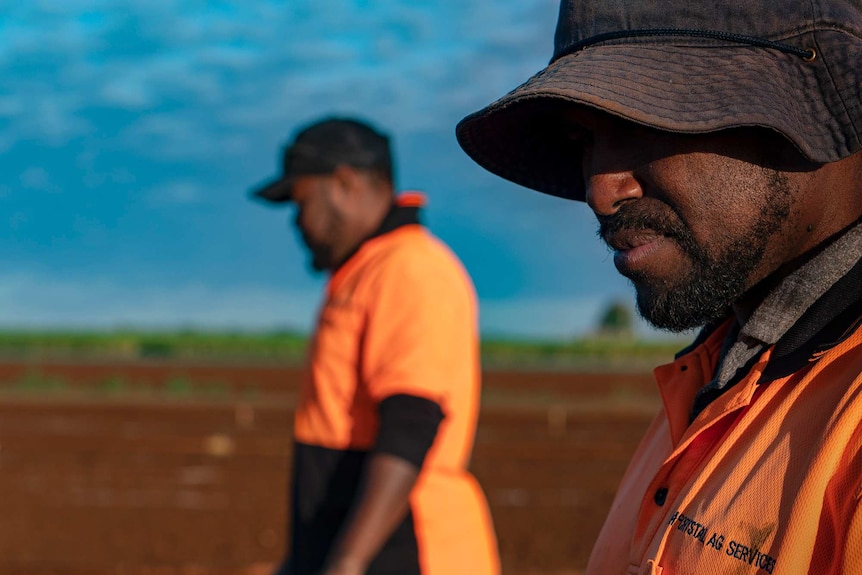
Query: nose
[[582, 137, 644, 216], [584, 171, 643, 216]]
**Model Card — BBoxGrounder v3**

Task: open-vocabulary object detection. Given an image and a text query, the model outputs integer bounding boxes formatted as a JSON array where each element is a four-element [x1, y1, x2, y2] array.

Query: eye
[[563, 124, 593, 148]]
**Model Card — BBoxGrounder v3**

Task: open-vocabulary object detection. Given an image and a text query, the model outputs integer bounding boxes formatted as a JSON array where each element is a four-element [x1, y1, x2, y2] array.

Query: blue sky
[[0, 0, 657, 339]]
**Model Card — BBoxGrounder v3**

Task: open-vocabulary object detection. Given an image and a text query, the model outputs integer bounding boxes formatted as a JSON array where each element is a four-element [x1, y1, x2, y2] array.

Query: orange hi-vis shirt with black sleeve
[[288, 194, 499, 575], [586, 260, 862, 575]]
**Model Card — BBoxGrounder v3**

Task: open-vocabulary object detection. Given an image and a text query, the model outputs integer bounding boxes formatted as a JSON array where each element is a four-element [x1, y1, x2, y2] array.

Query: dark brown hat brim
[[457, 41, 849, 202]]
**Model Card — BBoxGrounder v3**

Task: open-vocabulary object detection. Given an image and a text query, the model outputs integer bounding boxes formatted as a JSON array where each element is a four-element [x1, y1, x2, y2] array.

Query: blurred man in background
[[251, 117, 499, 575], [457, 0, 862, 573]]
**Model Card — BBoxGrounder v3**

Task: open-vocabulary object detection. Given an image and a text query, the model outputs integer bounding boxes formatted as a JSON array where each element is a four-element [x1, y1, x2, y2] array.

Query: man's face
[[566, 108, 818, 332], [290, 174, 346, 272]]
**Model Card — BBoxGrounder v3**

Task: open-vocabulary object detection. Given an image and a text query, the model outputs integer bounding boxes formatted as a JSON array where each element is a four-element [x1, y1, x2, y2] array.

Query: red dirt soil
[[0, 360, 661, 575]]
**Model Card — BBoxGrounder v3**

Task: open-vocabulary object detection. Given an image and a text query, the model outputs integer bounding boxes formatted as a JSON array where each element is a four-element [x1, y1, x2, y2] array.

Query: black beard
[[598, 176, 791, 332], [300, 210, 344, 274], [310, 256, 328, 273], [298, 233, 333, 273], [626, 233, 761, 332], [308, 244, 334, 273]]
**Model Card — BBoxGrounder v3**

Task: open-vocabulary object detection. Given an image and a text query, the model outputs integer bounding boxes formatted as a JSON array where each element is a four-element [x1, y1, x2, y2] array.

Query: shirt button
[[654, 487, 669, 506]]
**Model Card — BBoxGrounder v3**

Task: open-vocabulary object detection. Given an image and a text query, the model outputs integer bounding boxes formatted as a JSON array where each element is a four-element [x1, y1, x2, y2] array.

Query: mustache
[[596, 201, 688, 244]]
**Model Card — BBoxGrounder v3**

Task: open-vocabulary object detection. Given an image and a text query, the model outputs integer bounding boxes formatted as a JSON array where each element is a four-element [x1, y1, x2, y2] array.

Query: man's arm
[[322, 394, 445, 575], [322, 453, 419, 575]]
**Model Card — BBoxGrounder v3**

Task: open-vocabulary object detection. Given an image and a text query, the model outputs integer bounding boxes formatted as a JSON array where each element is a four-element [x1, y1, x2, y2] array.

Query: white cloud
[[10, 212, 28, 230], [19, 167, 60, 193], [0, 273, 321, 331], [100, 75, 154, 109], [0, 0, 560, 156], [122, 114, 234, 161], [22, 98, 93, 146], [146, 181, 206, 206], [0, 96, 23, 117], [0, 0, 629, 341]]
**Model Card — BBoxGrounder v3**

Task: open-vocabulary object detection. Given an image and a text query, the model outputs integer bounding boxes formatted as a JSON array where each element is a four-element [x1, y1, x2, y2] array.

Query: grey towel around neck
[[710, 220, 862, 393]]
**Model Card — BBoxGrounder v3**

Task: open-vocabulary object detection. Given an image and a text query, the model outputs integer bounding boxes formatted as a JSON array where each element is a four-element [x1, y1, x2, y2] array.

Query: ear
[[330, 165, 364, 201]]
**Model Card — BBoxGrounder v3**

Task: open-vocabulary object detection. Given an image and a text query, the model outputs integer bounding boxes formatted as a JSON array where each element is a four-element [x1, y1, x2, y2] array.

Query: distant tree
[[597, 300, 635, 338]]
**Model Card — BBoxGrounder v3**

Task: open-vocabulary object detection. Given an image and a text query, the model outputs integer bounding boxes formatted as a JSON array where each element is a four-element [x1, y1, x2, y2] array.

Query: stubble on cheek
[[630, 166, 796, 332]]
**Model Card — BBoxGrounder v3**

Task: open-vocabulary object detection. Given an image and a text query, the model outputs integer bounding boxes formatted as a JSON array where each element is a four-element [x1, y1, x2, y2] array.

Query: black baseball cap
[[251, 117, 393, 203]]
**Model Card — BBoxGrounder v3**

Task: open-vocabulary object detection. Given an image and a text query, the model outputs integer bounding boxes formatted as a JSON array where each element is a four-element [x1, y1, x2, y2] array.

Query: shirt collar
[[332, 191, 426, 272], [366, 191, 425, 242]]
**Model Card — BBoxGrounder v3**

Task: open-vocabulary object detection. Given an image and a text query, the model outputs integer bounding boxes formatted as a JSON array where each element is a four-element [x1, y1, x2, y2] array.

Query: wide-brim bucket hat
[[456, 0, 862, 202]]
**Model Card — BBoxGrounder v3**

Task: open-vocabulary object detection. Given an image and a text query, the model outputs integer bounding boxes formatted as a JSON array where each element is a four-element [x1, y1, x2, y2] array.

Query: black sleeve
[[373, 393, 445, 469]]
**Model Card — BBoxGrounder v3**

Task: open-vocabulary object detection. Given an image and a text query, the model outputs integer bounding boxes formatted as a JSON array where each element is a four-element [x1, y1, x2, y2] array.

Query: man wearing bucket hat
[[252, 117, 499, 575], [458, 1, 862, 574]]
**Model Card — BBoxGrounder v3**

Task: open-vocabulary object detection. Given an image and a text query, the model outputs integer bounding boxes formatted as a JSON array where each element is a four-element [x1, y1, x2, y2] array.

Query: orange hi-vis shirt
[[289, 195, 499, 575], [586, 269, 862, 574]]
